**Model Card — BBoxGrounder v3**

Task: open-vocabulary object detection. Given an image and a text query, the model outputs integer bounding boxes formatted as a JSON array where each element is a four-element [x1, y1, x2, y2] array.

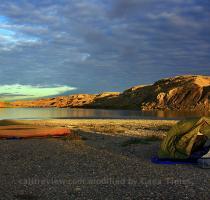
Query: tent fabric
[[151, 156, 198, 165], [0, 123, 70, 139], [158, 117, 210, 160]]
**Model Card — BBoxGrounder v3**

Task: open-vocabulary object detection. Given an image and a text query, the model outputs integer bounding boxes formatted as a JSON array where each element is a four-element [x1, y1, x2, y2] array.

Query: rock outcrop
[[2, 75, 210, 112], [131, 75, 210, 111]]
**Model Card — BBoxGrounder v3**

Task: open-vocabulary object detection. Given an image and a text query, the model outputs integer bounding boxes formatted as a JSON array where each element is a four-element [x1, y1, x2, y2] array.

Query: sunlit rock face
[[3, 75, 210, 112], [89, 75, 210, 111], [138, 75, 210, 111]]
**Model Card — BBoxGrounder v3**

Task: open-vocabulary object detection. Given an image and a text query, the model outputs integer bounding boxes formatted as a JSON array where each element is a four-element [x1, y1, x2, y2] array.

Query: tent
[[158, 117, 210, 160]]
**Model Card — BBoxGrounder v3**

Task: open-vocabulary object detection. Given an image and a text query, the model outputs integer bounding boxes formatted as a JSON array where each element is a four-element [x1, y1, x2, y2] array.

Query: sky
[[0, 0, 209, 101]]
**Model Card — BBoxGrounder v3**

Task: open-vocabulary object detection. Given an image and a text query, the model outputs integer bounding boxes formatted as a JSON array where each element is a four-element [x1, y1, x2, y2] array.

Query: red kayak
[[0, 125, 70, 139]]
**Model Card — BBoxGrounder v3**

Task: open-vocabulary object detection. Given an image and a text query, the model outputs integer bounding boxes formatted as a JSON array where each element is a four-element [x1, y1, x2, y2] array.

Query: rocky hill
[[2, 75, 210, 112]]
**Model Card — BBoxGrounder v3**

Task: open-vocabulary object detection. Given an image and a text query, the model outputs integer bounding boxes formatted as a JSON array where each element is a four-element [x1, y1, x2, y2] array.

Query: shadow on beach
[[0, 119, 209, 199]]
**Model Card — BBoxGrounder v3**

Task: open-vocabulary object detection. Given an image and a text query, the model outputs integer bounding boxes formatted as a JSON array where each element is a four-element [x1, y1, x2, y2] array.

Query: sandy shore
[[0, 119, 209, 200], [11, 119, 177, 138]]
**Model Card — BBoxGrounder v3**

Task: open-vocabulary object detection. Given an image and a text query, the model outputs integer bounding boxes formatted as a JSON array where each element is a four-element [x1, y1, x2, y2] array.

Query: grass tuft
[[121, 136, 160, 147], [61, 132, 84, 141]]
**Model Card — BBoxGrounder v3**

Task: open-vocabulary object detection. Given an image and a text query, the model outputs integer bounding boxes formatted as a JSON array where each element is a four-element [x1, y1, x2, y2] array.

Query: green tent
[[158, 117, 210, 160]]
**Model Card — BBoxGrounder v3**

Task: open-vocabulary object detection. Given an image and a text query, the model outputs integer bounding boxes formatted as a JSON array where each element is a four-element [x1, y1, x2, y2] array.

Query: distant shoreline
[[1, 75, 209, 112]]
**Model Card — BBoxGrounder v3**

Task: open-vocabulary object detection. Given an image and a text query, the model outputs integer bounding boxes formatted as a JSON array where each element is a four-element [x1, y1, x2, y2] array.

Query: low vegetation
[[121, 136, 161, 147]]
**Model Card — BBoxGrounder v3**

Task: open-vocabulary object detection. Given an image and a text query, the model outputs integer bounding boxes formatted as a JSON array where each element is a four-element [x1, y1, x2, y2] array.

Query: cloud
[[0, 0, 209, 95], [0, 15, 40, 51], [0, 84, 76, 101]]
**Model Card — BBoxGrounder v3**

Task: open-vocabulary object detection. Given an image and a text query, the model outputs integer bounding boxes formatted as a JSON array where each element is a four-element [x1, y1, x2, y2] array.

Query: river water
[[0, 108, 209, 120]]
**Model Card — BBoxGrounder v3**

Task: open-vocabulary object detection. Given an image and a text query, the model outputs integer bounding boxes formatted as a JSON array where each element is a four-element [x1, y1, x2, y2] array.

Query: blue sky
[[0, 0, 209, 101]]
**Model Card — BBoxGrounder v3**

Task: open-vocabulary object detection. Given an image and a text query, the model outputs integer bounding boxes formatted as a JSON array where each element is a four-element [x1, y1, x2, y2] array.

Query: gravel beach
[[0, 119, 209, 200]]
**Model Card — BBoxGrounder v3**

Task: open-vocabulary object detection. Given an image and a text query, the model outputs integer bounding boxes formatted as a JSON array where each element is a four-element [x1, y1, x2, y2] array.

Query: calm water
[[0, 108, 209, 120]]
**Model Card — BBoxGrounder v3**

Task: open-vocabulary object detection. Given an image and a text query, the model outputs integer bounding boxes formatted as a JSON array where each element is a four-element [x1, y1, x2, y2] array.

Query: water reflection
[[0, 108, 209, 120]]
